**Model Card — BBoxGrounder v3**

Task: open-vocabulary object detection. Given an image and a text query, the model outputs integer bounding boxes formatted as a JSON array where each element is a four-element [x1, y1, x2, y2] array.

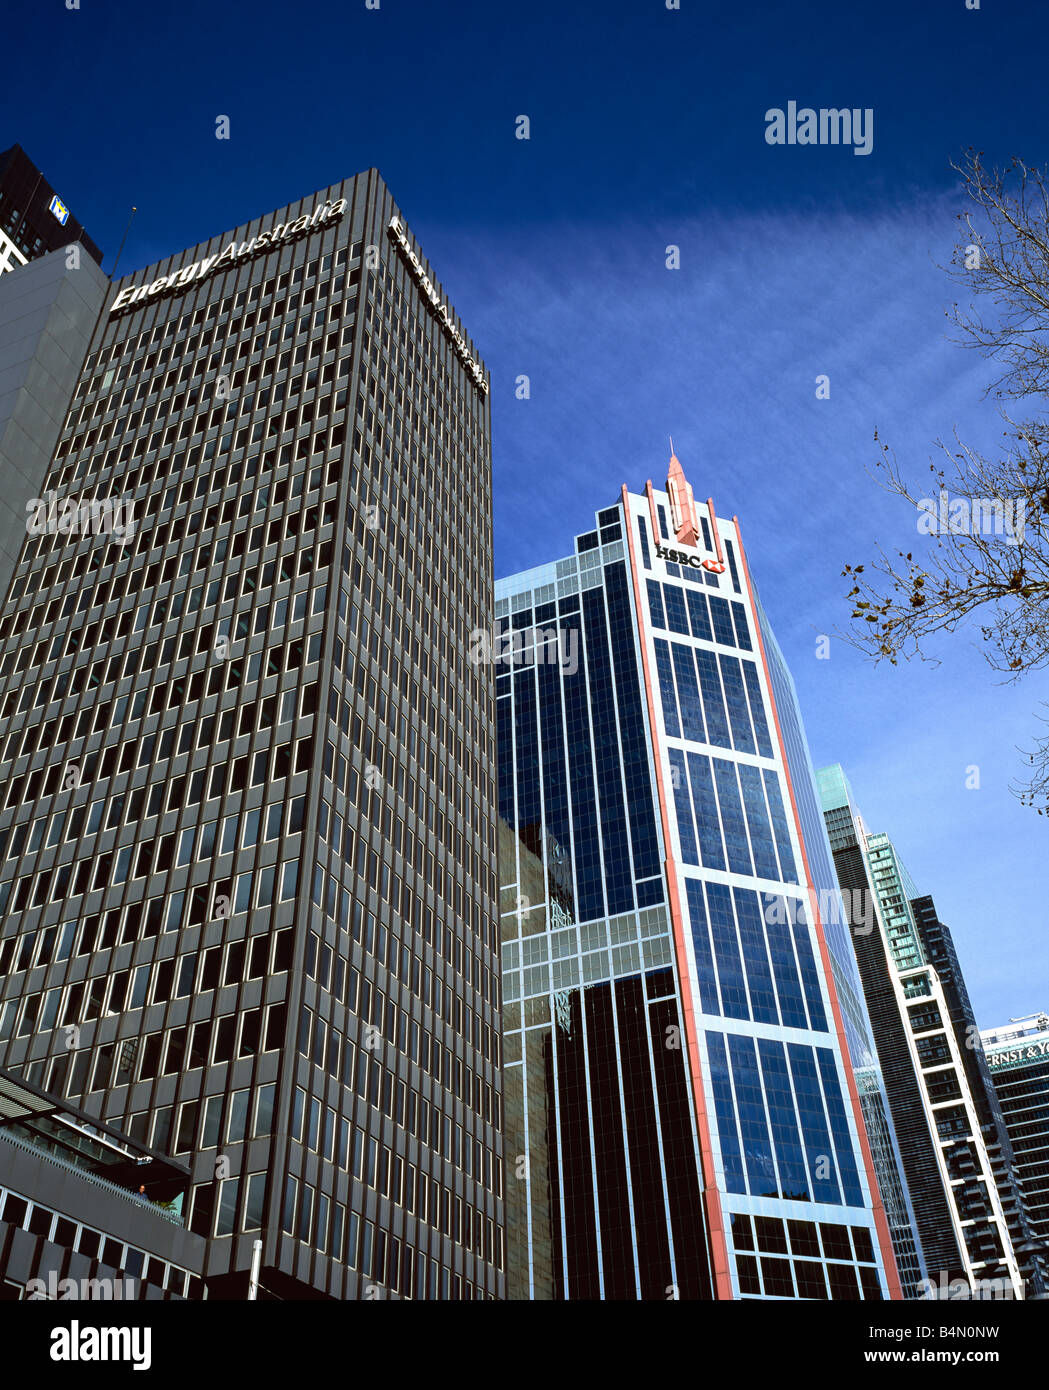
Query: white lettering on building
[[109, 198, 348, 315], [386, 217, 487, 394]]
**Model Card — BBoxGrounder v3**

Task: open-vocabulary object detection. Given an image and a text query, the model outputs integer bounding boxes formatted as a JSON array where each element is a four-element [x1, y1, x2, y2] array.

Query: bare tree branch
[[842, 151, 1049, 811]]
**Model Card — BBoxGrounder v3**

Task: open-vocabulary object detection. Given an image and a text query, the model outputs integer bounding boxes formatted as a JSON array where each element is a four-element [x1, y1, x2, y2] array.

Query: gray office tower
[[982, 1014, 1049, 1294], [818, 766, 1023, 1299], [0, 169, 502, 1299], [0, 145, 108, 618]]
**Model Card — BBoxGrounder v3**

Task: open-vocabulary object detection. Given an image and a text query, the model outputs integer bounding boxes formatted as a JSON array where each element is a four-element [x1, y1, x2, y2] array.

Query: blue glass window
[[787, 1044, 843, 1206], [663, 586, 690, 636], [707, 1032, 746, 1194], [732, 887, 778, 1025], [738, 763, 779, 880], [646, 579, 665, 630], [762, 894, 808, 1029], [685, 588, 713, 642], [712, 759, 752, 876], [762, 770, 797, 883], [537, 644, 572, 905], [730, 601, 753, 650], [707, 881, 749, 1021], [758, 1039, 810, 1202], [672, 643, 705, 742], [583, 586, 635, 915], [815, 1049, 864, 1207], [694, 649, 731, 749], [729, 1034, 778, 1198], [708, 596, 735, 645], [561, 613, 604, 921], [742, 661, 773, 758], [513, 664, 541, 840], [719, 654, 756, 755], [686, 753, 726, 872], [790, 908, 829, 1032], [686, 879, 720, 1014], [605, 564, 661, 882], [637, 514, 652, 569], [725, 538, 743, 594], [668, 749, 698, 865], [653, 639, 679, 737]]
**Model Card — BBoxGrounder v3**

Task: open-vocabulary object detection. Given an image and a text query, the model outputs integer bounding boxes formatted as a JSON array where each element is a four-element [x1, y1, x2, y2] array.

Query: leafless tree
[[841, 151, 1049, 811]]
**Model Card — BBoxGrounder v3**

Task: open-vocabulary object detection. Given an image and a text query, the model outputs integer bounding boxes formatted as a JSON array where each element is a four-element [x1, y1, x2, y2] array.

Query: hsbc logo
[[655, 542, 725, 575]]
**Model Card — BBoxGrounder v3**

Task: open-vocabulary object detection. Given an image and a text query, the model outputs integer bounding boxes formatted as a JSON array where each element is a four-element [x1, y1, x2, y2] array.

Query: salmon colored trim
[[622, 485, 734, 1301], [706, 498, 725, 566], [645, 480, 662, 543], [731, 516, 903, 1302]]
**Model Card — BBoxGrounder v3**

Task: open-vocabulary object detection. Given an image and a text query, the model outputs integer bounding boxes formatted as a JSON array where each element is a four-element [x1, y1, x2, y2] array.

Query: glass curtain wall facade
[[496, 453, 900, 1301], [0, 169, 502, 1300]]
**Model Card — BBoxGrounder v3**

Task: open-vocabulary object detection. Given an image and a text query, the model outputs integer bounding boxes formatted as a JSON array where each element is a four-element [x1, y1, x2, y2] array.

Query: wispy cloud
[[430, 190, 1047, 1024]]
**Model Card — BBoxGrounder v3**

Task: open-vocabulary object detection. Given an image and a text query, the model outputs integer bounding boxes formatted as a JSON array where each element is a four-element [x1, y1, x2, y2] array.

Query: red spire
[[666, 439, 699, 547]]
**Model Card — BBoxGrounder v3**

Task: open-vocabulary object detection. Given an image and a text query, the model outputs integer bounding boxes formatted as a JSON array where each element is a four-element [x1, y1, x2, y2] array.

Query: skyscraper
[[0, 144, 102, 278], [911, 900, 1046, 1296], [0, 168, 501, 1300], [981, 1013, 1049, 1285], [817, 765, 1023, 1298], [496, 451, 900, 1300], [0, 144, 108, 609]]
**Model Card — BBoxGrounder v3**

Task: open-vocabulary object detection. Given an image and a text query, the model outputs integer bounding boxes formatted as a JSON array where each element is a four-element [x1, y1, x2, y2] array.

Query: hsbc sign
[[655, 542, 726, 575]]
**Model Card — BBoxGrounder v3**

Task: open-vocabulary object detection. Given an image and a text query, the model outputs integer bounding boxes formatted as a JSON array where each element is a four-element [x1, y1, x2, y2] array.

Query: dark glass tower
[[982, 1014, 1049, 1288], [496, 452, 900, 1300], [0, 144, 102, 277], [0, 169, 501, 1299]]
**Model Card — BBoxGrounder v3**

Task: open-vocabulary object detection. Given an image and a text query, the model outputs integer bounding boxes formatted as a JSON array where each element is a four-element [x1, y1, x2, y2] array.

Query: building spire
[[666, 438, 699, 547]]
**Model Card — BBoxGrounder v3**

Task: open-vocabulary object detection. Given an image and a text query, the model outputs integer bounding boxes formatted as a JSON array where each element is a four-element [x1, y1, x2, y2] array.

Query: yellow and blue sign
[[48, 195, 69, 226]]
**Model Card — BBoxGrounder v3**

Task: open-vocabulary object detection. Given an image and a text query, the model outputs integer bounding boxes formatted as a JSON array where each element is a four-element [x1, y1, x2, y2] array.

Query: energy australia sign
[[386, 217, 487, 394], [109, 198, 348, 315]]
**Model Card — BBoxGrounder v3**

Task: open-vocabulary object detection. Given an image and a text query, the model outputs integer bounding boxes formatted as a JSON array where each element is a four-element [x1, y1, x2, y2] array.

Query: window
[[244, 1173, 266, 1230]]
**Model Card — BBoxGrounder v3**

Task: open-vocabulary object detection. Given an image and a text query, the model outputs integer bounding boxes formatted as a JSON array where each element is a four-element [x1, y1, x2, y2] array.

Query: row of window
[[278, 1174, 497, 1298], [290, 1073, 498, 1198], [669, 748, 797, 884], [655, 636, 773, 759], [0, 1186, 198, 1297], [647, 579, 752, 651], [706, 1030, 865, 1208], [0, 926, 292, 1044], [686, 881, 828, 1032], [40, 1002, 286, 1102]]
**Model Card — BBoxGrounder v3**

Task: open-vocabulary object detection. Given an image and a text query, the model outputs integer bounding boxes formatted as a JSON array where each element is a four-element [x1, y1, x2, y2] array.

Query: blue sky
[[5, 0, 1048, 1025]]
